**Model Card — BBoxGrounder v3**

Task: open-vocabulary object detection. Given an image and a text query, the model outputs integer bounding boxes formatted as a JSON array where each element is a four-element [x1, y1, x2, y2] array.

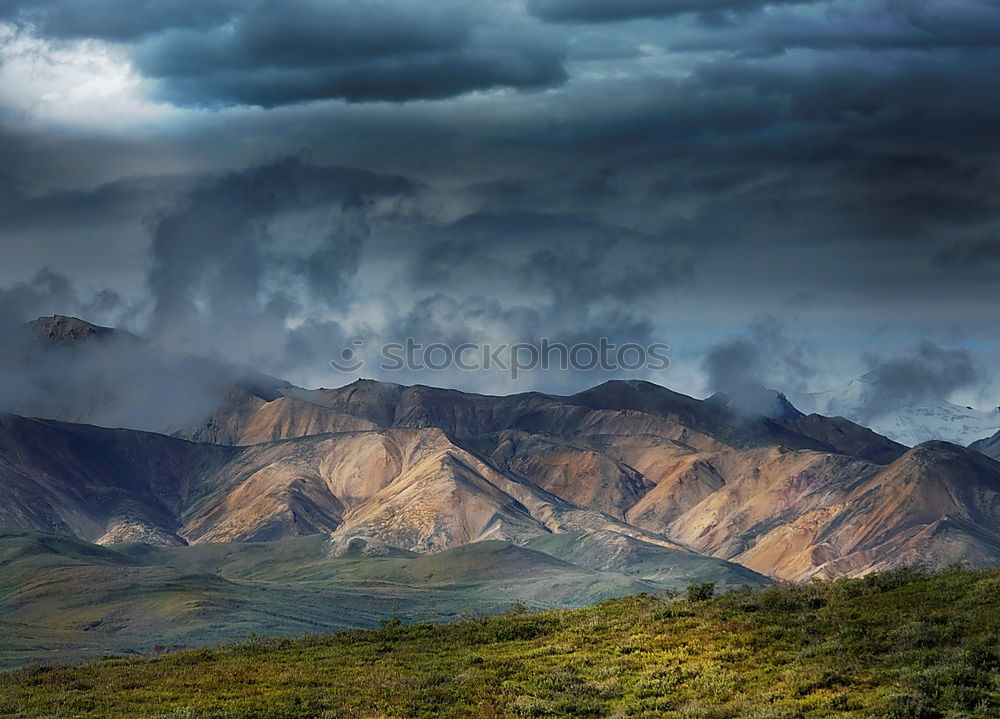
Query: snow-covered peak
[[796, 371, 1000, 447]]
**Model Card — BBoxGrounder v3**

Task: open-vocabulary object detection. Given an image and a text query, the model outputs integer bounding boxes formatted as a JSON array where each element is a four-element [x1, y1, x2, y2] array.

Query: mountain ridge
[[971, 428, 1000, 459], [1, 314, 997, 587]]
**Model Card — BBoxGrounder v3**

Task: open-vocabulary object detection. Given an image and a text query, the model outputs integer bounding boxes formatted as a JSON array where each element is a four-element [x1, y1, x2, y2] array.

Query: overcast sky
[[1, 0, 999, 407]]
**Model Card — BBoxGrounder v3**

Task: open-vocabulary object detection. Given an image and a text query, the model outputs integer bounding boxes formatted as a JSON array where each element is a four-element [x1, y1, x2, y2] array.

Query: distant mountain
[[796, 366, 1000, 446], [9, 318, 901, 457], [5, 314, 1000, 591], [0, 360, 981, 586], [971, 429, 1000, 460], [236, 376, 901, 459], [26, 314, 122, 344]]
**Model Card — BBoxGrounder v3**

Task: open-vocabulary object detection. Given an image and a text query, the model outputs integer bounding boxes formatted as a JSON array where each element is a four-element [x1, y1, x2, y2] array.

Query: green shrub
[[840, 566, 927, 597], [686, 582, 715, 602]]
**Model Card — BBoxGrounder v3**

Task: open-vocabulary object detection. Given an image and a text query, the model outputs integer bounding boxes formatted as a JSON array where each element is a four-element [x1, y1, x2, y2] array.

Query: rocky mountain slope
[[639, 440, 1000, 581], [0, 416, 686, 553]]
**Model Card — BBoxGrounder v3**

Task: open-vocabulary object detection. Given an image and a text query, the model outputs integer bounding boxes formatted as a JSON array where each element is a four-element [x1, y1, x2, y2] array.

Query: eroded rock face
[[633, 441, 1000, 582]]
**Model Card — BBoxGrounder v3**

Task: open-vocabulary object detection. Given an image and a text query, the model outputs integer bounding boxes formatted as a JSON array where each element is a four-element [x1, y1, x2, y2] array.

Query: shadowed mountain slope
[[523, 529, 767, 586], [971, 428, 1000, 460], [0, 415, 235, 545], [1, 405, 993, 583]]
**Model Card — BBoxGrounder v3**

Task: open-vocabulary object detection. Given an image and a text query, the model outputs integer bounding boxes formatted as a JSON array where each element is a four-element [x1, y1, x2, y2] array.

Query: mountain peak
[[27, 315, 115, 344], [570, 378, 682, 401], [594, 379, 663, 391], [706, 384, 804, 421], [896, 439, 1000, 471]]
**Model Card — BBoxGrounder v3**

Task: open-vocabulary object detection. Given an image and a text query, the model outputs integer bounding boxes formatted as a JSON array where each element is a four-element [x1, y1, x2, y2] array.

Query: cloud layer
[[1, 0, 999, 409], [528, 0, 806, 24], [3, 0, 568, 105]]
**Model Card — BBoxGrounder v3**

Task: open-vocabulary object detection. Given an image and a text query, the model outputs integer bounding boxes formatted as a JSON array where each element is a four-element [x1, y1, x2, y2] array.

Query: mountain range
[[5, 315, 1000, 663]]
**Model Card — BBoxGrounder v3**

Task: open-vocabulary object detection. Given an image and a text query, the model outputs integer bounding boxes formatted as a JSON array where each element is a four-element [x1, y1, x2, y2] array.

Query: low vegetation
[[3, 567, 1000, 718]]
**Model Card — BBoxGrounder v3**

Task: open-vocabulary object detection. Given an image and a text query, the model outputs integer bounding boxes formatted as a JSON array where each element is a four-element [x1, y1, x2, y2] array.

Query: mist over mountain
[[0, 314, 292, 434]]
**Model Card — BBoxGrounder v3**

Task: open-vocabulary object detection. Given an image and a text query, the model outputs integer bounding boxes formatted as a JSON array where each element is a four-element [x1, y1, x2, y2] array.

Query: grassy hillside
[[0, 529, 766, 668], [4, 568, 1000, 718]]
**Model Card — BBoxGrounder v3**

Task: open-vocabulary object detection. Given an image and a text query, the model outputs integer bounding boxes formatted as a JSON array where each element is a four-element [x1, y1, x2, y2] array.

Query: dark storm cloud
[[371, 291, 661, 394], [0, 157, 419, 431], [146, 157, 414, 369], [566, 33, 644, 61], [583, 40, 1000, 266], [410, 210, 693, 307], [361, 207, 684, 392], [520, 234, 687, 304], [703, 317, 817, 397], [527, 0, 808, 24], [0, 173, 193, 233], [3, 0, 1000, 405], [138, 5, 566, 105], [411, 239, 482, 286], [686, 50, 1000, 150], [0, 0, 242, 41], [3, 0, 567, 105], [145, 47, 566, 107], [704, 338, 764, 394], [391, 292, 655, 346], [932, 239, 1000, 268], [666, 0, 1000, 56]]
